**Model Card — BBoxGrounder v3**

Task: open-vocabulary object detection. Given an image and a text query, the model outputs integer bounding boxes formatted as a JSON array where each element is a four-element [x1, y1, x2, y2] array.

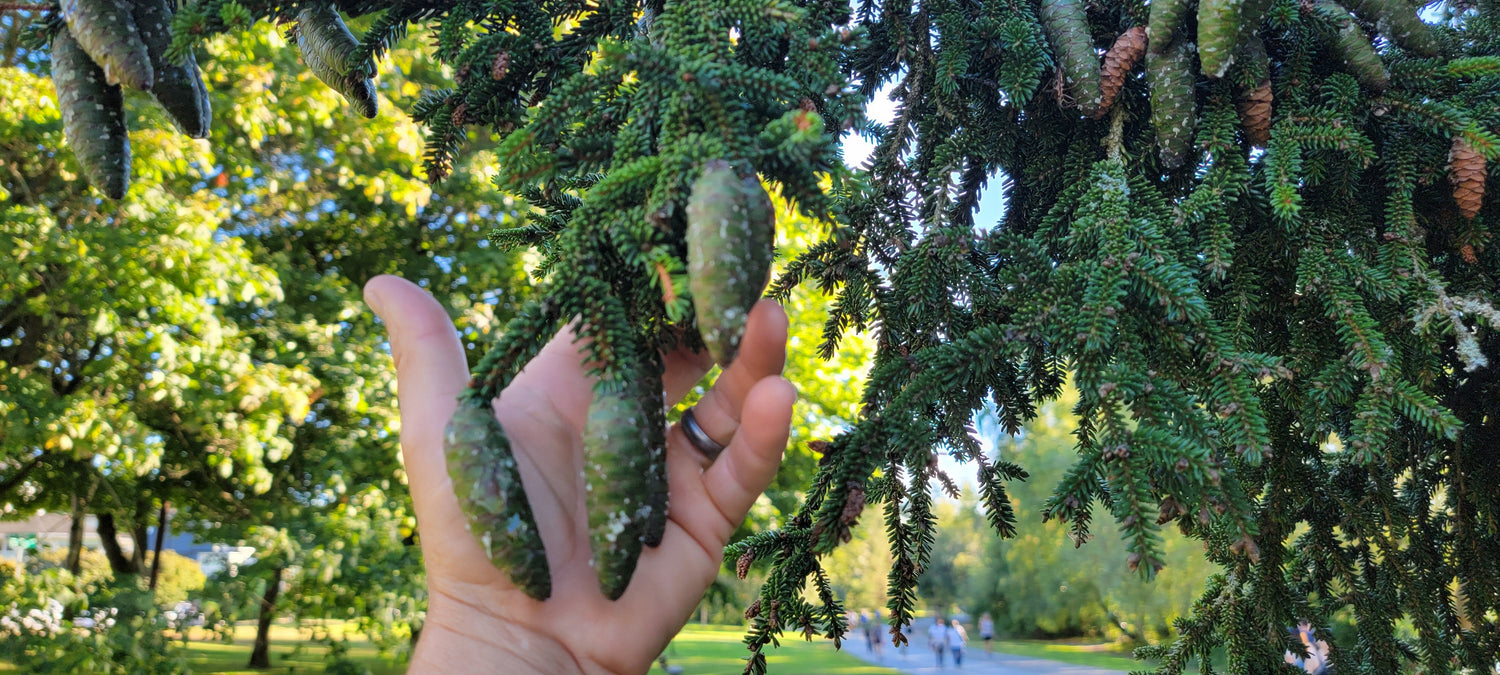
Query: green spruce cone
[[53, 29, 130, 199], [342, 77, 379, 119], [584, 379, 657, 600], [1149, 40, 1198, 169], [1236, 33, 1271, 84], [1038, 0, 1103, 115], [1148, 0, 1194, 55], [59, 0, 152, 91], [443, 402, 551, 600], [687, 161, 775, 367], [295, 3, 366, 77], [133, 0, 211, 139], [1340, 0, 1439, 57], [1197, 0, 1244, 77], [1238, 0, 1275, 42], [296, 4, 379, 118], [1321, 1, 1390, 90], [636, 356, 669, 549]]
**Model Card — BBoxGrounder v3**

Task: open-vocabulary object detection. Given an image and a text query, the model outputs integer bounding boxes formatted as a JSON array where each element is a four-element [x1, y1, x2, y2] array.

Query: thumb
[[364, 275, 470, 527]]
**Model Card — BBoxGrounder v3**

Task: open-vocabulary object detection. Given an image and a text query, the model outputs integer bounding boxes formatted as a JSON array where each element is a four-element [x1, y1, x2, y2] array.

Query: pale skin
[[364, 275, 795, 675]]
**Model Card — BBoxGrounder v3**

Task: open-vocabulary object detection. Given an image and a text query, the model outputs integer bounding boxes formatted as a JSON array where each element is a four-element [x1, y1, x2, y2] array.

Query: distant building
[[0, 513, 110, 564], [0, 513, 253, 576]]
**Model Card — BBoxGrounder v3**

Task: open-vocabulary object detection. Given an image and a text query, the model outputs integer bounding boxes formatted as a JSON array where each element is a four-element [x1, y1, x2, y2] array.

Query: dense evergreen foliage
[[11, 0, 1500, 672]]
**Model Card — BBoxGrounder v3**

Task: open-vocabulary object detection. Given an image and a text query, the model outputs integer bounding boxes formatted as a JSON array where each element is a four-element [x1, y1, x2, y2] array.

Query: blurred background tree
[[0, 13, 522, 669], [967, 389, 1215, 645], [0, 13, 870, 669]]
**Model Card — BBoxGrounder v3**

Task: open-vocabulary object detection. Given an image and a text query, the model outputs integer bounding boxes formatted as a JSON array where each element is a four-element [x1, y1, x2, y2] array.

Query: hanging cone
[[59, 0, 153, 90], [1318, 1, 1389, 90], [52, 28, 131, 199], [295, 3, 379, 118], [1449, 137, 1486, 220], [1095, 26, 1147, 119], [1148, 0, 1192, 55], [133, 0, 212, 138], [1340, 0, 1439, 57], [1038, 0, 1103, 116], [1149, 40, 1198, 169], [1197, 0, 1245, 78], [1238, 79, 1272, 146], [443, 403, 551, 600], [1238, 0, 1274, 41]]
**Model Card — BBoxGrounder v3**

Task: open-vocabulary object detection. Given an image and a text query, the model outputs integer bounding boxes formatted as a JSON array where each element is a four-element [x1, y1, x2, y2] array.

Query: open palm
[[364, 275, 794, 675]]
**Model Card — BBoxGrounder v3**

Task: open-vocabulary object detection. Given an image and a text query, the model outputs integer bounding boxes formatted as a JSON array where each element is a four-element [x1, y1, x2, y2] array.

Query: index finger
[[363, 275, 470, 533]]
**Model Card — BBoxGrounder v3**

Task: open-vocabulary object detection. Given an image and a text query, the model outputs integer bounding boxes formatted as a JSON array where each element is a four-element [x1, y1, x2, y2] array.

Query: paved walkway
[[841, 620, 1129, 675]]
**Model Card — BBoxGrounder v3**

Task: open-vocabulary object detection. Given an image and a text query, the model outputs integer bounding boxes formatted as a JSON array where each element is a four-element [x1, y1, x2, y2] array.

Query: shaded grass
[[650, 625, 898, 675], [0, 622, 402, 674], [177, 623, 403, 675]]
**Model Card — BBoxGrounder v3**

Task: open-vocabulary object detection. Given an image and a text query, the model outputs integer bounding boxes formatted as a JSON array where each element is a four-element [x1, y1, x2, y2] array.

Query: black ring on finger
[[680, 407, 727, 462]]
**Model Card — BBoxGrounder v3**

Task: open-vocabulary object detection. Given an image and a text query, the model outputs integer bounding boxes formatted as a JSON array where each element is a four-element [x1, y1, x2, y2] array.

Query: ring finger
[[671, 299, 788, 465]]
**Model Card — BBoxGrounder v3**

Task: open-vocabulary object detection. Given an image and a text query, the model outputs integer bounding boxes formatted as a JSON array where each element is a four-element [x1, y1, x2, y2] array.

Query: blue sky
[[839, 84, 1010, 493]]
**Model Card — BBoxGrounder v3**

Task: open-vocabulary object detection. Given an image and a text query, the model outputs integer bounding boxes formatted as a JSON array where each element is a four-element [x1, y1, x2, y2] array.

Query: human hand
[[364, 275, 795, 675]]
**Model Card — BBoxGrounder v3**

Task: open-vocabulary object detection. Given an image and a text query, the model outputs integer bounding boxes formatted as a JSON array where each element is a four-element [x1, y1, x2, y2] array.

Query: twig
[[1105, 105, 1127, 162], [0, 3, 51, 11]]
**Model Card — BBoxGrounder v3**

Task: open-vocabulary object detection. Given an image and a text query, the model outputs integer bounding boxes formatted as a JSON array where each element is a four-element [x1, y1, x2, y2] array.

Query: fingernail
[[364, 285, 388, 320]]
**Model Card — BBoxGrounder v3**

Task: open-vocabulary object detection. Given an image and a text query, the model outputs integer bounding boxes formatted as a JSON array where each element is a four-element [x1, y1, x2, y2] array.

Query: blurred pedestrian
[[947, 618, 967, 667], [978, 612, 994, 655], [928, 615, 948, 667], [1283, 619, 1330, 674], [867, 609, 884, 657]]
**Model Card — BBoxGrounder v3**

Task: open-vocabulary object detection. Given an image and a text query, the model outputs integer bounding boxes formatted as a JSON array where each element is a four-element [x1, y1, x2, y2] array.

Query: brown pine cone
[[736, 549, 755, 580], [1094, 26, 1147, 119], [1238, 80, 1273, 147], [492, 51, 510, 81], [1450, 137, 1487, 220], [840, 482, 866, 525]]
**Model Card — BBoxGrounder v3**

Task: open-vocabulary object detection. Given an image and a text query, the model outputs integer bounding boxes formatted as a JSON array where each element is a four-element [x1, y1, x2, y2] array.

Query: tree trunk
[[96, 513, 139, 575], [129, 524, 148, 572], [65, 493, 84, 575], [248, 566, 283, 669], [148, 501, 168, 592]]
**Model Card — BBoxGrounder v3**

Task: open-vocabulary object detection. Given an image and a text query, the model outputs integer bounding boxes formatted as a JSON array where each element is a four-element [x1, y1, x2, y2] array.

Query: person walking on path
[[868, 609, 884, 657], [977, 613, 994, 656], [1284, 619, 1330, 674], [928, 616, 949, 667], [947, 618, 968, 667]]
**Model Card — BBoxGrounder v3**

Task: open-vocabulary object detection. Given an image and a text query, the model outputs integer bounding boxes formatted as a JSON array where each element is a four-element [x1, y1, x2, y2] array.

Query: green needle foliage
[[15, 0, 1500, 672]]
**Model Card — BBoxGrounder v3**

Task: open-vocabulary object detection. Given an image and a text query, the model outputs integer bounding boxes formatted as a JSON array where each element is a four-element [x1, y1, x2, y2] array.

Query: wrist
[[412, 588, 588, 675]]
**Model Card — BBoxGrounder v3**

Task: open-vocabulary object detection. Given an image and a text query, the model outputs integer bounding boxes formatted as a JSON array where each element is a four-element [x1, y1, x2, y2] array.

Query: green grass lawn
[[986, 636, 1225, 673], [177, 623, 403, 675], [984, 637, 1142, 671], [0, 622, 403, 674], [0, 620, 1197, 674], [650, 625, 898, 675]]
